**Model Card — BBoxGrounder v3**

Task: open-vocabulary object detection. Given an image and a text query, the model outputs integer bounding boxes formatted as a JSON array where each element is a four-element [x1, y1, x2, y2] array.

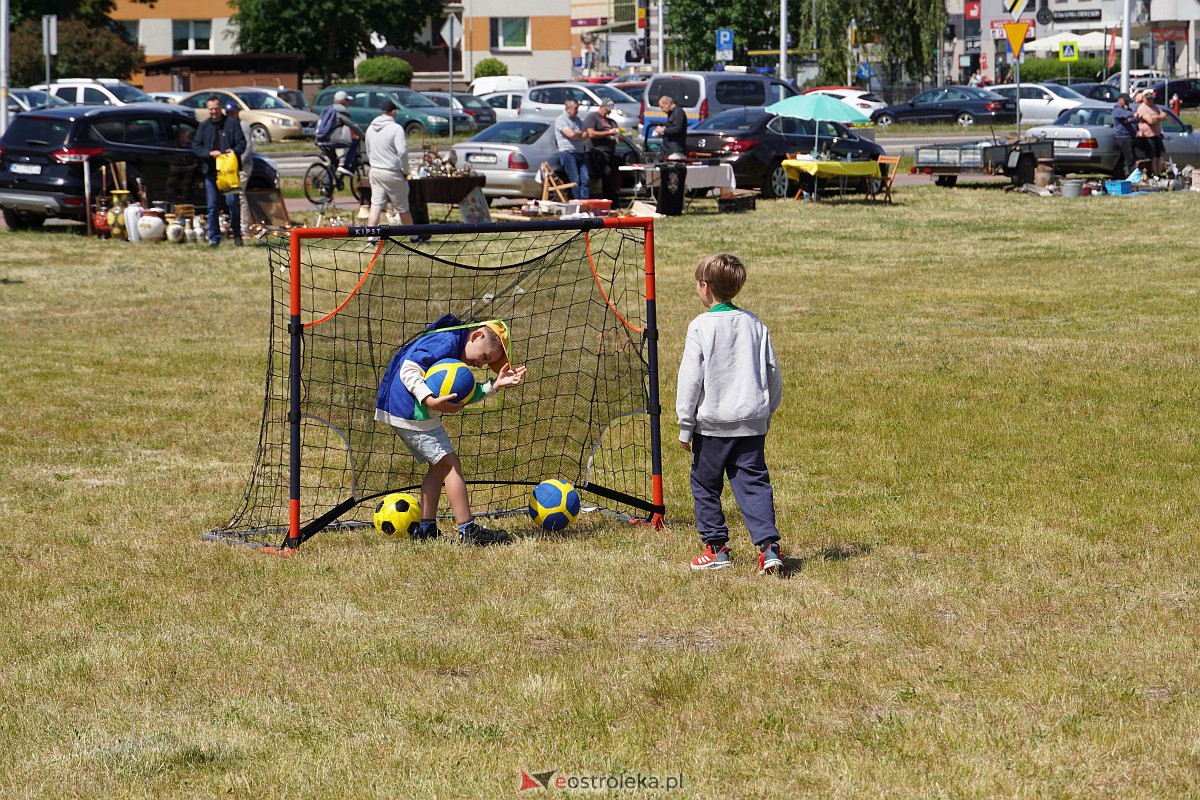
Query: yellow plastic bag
[[215, 152, 240, 192]]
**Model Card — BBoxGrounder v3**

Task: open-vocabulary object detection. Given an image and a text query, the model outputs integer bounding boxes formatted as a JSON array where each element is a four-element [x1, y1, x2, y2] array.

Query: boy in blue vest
[[376, 319, 527, 544], [677, 254, 784, 574]]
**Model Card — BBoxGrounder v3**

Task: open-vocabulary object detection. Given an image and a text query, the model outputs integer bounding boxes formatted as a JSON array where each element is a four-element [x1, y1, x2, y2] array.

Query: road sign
[[1004, 22, 1031, 58], [716, 28, 733, 61], [440, 14, 463, 48], [1059, 41, 1079, 62], [1035, 7, 1053, 25], [1004, 0, 1030, 21]]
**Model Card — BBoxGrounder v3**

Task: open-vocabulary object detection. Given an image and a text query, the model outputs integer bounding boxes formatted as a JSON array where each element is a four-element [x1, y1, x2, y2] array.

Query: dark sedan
[[871, 85, 1017, 127], [1149, 78, 1200, 108], [685, 107, 885, 198], [423, 91, 498, 129], [1064, 82, 1122, 102]]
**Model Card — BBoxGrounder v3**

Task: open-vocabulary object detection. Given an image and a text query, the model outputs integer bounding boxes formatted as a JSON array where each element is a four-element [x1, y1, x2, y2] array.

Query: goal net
[[206, 218, 664, 550]]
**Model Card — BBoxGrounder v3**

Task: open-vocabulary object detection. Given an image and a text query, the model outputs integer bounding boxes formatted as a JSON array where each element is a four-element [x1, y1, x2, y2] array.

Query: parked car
[[29, 78, 153, 106], [871, 85, 1016, 127], [7, 89, 71, 115], [642, 71, 800, 135], [1147, 78, 1200, 108], [229, 85, 312, 113], [988, 82, 1087, 124], [479, 91, 524, 122], [803, 86, 887, 114], [312, 85, 472, 138], [1104, 69, 1166, 87], [1057, 82, 1121, 102], [469, 75, 531, 96], [1026, 101, 1200, 177], [177, 89, 318, 143], [518, 82, 641, 132], [0, 104, 279, 230], [611, 81, 647, 103], [683, 106, 885, 198], [148, 91, 188, 104], [422, 91, 497, 129], [449, 119, 642, 200]]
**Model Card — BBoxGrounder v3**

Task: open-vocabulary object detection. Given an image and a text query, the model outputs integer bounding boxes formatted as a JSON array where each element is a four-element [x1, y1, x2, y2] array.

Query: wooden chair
[[871, 155, 902, 204], [539, 162, 576, 201]]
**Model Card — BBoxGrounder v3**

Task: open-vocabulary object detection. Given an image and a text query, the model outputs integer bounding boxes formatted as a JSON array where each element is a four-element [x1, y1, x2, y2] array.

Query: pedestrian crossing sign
[[1004, 0, 1030, 21], [1059, 41, 1079, 62]]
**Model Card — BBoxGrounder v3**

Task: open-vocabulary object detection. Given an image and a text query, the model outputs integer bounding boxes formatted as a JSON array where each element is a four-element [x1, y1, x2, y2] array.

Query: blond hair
[[694, 253, 746, 302]]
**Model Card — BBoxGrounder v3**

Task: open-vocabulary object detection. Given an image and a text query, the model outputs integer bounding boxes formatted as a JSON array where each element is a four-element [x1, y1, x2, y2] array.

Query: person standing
[[968, 70, 982, 87], [554, 99, 589, 199], [653, 95, 688, 158], [1111, 93, 1141, 177], [582, 98, 622, 202], [1135, 89, 1168, 178], [191, 95, 247, 248], [364, 99, 413, 229], [223, 101, 252, 244]]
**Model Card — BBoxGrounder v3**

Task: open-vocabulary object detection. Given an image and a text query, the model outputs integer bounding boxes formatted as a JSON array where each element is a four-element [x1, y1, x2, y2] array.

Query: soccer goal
[[206, 218, 664, 552]]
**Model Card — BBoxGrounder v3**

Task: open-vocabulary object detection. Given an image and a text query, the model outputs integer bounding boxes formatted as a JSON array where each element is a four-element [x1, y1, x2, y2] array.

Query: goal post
[[206, 217, 664, 552]]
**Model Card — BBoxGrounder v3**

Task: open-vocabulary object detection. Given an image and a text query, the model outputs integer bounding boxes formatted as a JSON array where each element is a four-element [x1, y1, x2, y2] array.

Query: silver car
[[517, 82, 641, 132], [450, 119, 642, 199], [1026, 101, 1200, 176]]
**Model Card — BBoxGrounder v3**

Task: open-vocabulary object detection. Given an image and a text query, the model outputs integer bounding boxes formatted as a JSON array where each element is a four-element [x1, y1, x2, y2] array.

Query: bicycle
[[303, 146, 369, 205]]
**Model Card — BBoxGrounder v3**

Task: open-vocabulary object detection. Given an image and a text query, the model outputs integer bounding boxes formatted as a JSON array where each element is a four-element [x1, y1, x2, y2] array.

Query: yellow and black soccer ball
[[373, 492, 421, 538]]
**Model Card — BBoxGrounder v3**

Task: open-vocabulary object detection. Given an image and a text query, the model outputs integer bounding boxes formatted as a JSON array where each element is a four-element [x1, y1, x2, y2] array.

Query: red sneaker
[[690, 544, 732, 571]]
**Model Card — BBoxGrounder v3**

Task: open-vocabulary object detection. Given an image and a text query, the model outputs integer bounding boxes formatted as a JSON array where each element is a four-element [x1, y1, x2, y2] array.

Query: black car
[[871, 85, 1017, 127], [1060, 82, 1122, 102], [1149, 78, 1200, 108], [0, 104, 279, 230], [423, 91, 497, 129], [684, 107, 885, 198]]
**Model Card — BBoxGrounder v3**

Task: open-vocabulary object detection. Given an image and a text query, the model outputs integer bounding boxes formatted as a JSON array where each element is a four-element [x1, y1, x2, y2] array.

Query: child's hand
[[679, 441, 691, 453], [493, 364, 527, 390], [426, 394, 465, 414]]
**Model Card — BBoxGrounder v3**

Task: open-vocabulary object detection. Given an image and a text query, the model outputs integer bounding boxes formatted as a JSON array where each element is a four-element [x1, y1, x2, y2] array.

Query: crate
[[1104, 180, 1132, 196], [717, 191, 757, 213]]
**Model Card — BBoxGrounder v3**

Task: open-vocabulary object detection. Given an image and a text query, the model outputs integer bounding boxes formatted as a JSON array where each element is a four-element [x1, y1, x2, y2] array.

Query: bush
[[356, 57, 413, 86], [1014, 56, 1111, 84], [474, 58, 508, 80]]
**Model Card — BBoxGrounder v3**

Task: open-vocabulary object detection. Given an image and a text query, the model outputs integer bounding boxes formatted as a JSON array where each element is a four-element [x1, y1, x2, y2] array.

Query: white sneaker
[[337, 166, 355, 177]]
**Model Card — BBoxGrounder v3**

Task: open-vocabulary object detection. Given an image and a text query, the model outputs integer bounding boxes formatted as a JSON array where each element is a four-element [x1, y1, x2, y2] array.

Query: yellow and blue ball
[[528, 479, 581, 531], [373, 492, 421, 538], [424, 358, 476, 401]]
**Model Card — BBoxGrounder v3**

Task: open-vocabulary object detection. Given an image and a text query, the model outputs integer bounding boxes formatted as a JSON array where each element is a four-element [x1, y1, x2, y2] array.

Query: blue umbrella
[[765, 93, 872, 124]]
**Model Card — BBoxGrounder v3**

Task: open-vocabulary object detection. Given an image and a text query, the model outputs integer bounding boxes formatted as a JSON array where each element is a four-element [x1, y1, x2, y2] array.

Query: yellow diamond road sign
[[1004, 0, 1030, 21], [1004, 22, 1031, 58]]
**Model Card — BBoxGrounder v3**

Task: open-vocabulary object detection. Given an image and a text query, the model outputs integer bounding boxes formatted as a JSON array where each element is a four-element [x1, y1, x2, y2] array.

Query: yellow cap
[[481, 320, 510, 373]]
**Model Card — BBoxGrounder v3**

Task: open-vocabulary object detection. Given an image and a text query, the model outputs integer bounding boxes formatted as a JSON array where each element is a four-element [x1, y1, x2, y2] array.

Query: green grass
[[3, 188, 1200, 798]]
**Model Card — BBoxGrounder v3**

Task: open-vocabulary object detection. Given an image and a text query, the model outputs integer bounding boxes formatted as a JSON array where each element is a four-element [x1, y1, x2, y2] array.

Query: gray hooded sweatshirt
[[365, 113, 410, 174]]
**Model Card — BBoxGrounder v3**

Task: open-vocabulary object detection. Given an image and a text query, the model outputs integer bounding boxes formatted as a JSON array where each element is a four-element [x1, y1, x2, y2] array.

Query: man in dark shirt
[[653, 95, 688, 158], [190, 95, 247, 247], [1110, 93, 1142, 176], [583, 99, 622, 201]]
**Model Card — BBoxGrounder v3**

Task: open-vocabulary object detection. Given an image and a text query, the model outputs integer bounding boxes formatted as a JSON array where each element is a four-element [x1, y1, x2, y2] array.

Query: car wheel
[[404, 122, 427, 138], [2, 208, 45, 230], [956, 112, 976, 127], [250, 124, 271, 144], [761, 162, 793, 199], [935, 175, 958, 188], [874, 113, 895, 127]]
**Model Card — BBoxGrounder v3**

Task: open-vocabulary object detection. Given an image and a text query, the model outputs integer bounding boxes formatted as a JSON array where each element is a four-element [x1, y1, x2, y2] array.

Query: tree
[[474, 58, 508, 80], [11, 16, 142, 86], [356, 56, 414, 85], [231, 0, 445, 87], [11, 0, 153, 29]]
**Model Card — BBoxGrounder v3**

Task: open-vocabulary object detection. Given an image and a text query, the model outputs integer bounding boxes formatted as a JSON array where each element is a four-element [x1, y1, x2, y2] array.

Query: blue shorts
[[395, 425, 454, 464]]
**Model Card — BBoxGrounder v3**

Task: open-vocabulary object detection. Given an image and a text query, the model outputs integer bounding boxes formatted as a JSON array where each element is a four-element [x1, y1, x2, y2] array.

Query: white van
[[469, 75, 531, 96]]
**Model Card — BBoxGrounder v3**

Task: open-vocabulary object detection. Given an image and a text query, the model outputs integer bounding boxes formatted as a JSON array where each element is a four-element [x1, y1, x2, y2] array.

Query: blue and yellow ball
[[424, 358, 476, 401], [373, 492, 421, 538], [528, 479, 581, 531]]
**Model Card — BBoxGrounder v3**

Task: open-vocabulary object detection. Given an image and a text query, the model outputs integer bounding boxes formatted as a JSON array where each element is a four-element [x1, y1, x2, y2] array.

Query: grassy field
[[2, 187, 1199, 798]]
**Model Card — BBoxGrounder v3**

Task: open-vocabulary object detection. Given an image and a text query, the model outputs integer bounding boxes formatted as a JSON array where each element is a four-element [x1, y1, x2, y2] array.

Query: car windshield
[[15, 90, 69, 109], [457, 95, 489, 110], [469, 121, 548, 145], [109, 83, 153, 103], [394, 88, 437, 108], [3, 115, 72, 147], [1044, 84, 1086, 100], [692, 108, 766, 132], [236, 91, 293, 110], [592, 85, 636, 104]]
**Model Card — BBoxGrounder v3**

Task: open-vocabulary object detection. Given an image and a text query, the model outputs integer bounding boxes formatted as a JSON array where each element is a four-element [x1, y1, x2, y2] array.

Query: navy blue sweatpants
[[690, 433, 780, 548]]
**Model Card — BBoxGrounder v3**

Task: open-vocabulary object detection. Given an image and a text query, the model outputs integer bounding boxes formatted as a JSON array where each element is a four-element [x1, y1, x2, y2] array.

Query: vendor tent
[[765, 93, 871, 124], [1026, 30, 1129, 56]]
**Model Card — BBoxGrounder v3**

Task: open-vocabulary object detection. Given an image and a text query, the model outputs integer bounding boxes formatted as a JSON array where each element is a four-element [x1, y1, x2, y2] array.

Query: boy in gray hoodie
[[677, 253, 784, 574]]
